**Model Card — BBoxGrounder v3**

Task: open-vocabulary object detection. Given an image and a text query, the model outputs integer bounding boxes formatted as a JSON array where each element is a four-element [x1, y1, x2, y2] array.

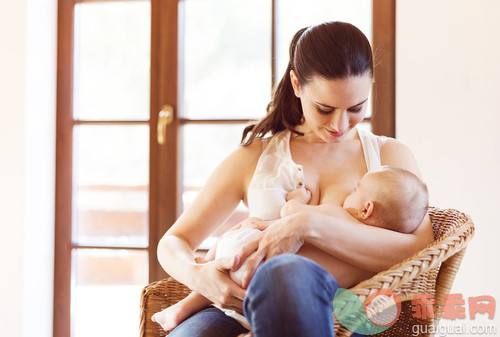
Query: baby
[[282, 165, 429, 234], [152, 166, 428, 331]]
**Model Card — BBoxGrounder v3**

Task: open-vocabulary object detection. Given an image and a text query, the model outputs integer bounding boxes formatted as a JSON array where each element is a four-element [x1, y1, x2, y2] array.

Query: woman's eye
[[348, 107, 363, 113], [315, 106, 333, 114]]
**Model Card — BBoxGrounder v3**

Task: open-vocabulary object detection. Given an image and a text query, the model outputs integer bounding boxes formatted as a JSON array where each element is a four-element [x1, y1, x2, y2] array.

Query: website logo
[[333, 288, 401, 335], [333, 290, 496, 335]]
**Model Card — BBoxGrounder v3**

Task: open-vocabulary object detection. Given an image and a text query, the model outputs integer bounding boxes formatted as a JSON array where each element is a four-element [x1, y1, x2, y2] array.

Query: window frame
[[54, 1, 395, 336]]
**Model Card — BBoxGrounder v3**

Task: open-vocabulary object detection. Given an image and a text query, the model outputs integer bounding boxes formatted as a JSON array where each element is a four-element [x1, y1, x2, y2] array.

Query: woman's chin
[[323, 127, 357, 142]]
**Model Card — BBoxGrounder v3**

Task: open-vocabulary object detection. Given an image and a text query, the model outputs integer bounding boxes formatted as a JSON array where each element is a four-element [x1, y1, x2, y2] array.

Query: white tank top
[[247, 126, 388, 220]]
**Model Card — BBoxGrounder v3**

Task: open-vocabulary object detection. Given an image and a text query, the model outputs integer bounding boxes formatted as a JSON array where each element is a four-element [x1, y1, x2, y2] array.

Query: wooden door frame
[[54, 1, 74, 336], [149, 0, 179, 282], [372, 0, 396, 137]]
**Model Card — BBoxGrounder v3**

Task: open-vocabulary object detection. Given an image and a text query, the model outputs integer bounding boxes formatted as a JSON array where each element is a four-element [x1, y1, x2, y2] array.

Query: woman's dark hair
[[241, 21, 373, 145]]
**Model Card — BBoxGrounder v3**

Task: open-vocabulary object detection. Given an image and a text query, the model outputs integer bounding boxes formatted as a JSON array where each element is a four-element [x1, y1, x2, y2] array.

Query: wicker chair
[[140, 207, 474, 337]]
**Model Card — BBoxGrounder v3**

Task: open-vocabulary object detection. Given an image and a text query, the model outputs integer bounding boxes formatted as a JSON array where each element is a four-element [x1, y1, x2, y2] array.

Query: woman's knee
[[251, 254, 309, 283], [247, 254, 338, 295], [243, 255, 338, 336]]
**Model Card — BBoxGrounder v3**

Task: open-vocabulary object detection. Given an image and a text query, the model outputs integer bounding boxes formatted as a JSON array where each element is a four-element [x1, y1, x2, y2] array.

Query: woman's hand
[[193, 255, 247, 313], [226, 217, 264, 232], [188, 217, 274, 312], [235, 213, 306, 288]]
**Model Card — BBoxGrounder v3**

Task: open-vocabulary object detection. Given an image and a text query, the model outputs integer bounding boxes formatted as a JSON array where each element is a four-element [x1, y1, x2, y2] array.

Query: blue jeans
[[167, 306, 248, 337], [169, 254, 363, 337]]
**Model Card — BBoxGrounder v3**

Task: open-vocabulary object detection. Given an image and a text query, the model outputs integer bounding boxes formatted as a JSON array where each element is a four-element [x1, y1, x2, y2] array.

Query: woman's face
[[291, 71, 372, 143]]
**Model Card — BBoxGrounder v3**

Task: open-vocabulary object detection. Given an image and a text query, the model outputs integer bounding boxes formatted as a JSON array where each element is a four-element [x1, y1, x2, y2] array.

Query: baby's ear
[[360, 201, 375, 219]]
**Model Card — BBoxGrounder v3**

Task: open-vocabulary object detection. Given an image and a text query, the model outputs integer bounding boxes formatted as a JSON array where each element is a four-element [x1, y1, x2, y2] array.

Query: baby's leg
[[152, 243, 217, 331], [154, 223, 262, 331], [151, 290, 212, 331]]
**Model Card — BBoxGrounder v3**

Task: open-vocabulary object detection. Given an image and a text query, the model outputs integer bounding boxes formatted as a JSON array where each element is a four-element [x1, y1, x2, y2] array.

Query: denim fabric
[[167, 306, 248, 337], [243, 254, 338, 337], [169, 254, 354, 337]]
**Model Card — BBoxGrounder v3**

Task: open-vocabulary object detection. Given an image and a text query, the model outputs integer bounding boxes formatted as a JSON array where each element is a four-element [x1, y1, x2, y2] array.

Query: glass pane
[[181, 124, 249, 249], [73, 125, 149, 247], [72, 249, 148, 337], [276, 0, 373, 118], [182, 123, 245, 194], [73, 1, 151, 121], [181, 0, 271, 119]]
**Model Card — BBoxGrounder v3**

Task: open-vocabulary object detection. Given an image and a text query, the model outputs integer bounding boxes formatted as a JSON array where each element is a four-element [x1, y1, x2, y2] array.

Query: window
[[55, 1, 394, 336]]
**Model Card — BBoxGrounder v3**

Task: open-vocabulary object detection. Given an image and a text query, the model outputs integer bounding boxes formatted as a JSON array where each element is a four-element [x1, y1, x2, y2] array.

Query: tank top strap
[[356, 126, 388, 171]]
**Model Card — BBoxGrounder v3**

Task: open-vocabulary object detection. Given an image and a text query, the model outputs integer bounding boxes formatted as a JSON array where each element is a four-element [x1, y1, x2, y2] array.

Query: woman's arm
[[238, 203, 433, 288], [299, 210, 433, 272], [236, 138, 434, 287], [157, 140, 262, 310]]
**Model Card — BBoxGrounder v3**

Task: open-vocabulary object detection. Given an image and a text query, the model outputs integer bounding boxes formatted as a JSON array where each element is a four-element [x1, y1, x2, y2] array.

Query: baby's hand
[[286, 187, 311, 203], [281, 188, 311, 218]]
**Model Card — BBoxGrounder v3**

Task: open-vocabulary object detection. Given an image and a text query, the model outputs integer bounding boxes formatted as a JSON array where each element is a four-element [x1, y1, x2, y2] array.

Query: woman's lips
[[326, 129, 345, 137]]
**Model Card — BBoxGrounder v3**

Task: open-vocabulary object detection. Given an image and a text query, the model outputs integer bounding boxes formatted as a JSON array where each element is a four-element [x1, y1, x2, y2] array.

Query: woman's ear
[[290, 70, 301, 98]]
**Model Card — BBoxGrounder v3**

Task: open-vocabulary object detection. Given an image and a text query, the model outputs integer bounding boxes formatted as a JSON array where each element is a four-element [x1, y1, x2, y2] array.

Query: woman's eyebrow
[[314, 98, 369, 109]]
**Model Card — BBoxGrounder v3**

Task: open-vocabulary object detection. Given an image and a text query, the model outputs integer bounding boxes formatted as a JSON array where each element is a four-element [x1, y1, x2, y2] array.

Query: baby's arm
[[281, 188, 353, 220]]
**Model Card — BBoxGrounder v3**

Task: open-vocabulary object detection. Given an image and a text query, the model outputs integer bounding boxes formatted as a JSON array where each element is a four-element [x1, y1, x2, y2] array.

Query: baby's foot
[[151, 304, 190, 332]]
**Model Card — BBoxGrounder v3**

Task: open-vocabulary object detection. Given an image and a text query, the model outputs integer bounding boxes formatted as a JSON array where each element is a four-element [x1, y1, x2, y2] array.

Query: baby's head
[[343, 166, 428, 233]]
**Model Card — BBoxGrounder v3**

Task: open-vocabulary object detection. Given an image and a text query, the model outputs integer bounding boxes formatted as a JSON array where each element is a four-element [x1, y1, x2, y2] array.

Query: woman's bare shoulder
[[380, 137, 422, 178], [214, 138, 267, 188], [232, 137, 267, 163]]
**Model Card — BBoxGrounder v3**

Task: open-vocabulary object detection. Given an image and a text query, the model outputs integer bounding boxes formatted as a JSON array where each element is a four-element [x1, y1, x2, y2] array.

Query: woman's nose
[[330, 110, 349, 132]]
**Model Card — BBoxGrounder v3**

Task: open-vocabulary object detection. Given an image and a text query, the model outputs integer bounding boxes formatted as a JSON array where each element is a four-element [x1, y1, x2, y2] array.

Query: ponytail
[[240, 28, 307, 145]]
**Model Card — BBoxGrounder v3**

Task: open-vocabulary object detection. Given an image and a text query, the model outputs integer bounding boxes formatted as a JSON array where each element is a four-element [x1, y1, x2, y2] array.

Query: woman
[[157, 21, 434, 337]]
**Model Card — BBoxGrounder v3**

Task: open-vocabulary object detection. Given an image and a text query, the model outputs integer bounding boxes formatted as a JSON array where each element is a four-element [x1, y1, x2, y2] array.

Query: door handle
[[157, 105, 174, 145]]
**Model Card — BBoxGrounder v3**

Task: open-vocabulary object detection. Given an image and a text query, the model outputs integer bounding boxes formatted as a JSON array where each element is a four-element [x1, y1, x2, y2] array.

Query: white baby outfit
[[215, 228, 261, 330], [216, 228, 262, 287], [215, 126, 388, 329]]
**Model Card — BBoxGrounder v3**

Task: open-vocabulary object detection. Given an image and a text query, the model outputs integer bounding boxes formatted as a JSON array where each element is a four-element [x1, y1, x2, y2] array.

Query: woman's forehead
[[304, 73, 372, 107]]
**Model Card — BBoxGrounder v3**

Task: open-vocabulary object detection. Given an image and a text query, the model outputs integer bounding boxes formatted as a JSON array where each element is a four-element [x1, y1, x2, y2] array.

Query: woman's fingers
[[214, 282, 245, 310], [240, 219, 305, 288], [214, 254, 240, 271], [241, 249, 266, 289], [252, 219, 274, 231], [233, 238, 260, 271], [213, 256, 246, 302], [190, 256, 247, 311]]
